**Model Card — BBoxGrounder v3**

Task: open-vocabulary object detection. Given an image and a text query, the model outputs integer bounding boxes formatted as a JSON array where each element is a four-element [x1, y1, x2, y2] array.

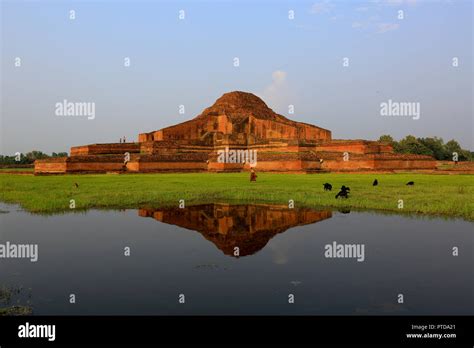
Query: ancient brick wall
[[136, 153, 208, 162], [208, 162, 244, 172], [34, 157, 68, 174], [66, 162, 125, 172], [372, 155, 436, 169], [248, 117, 330, 142], [133, 162, 207, 172], [154, 118, 210, 141], [139, 112, 331, 146], [35, 155, 127, 174], [315, 140, 393, 154], [297, 123, 332, 142], [138, 133, 153, 142], [153, 115, 237, 142], [322, 159, 375, 170], [66, 155, 126, 173], [126, 153, 209, 172], [250, 117, 297, 140], [255, 160, 305, 172], [70, 143, 140, 156], [321, 153, 436, 171]]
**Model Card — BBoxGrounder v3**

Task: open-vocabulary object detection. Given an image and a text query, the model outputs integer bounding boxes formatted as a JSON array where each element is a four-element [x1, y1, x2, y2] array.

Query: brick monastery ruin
[[35, 91, 436, 174]]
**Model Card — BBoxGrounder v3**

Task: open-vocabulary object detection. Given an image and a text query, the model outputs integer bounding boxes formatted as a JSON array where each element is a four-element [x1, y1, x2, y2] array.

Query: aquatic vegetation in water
[[0, 286, 33, 316]]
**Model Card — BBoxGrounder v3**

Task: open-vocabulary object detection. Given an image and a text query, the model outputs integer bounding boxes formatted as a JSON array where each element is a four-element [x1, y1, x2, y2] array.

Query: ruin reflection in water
[[138, 204, 332, 257]]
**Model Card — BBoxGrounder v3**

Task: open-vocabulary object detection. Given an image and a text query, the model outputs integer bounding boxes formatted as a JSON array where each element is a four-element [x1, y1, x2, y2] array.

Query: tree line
[[378, 135, 472, 161], [0, 151, 68, 165]]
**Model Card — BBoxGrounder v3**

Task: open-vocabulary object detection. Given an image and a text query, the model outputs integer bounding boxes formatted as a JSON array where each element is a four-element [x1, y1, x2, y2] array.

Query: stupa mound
[[199, 91, 292, 123], [137, 90, 331, 145], [35, 91, 436, 174]]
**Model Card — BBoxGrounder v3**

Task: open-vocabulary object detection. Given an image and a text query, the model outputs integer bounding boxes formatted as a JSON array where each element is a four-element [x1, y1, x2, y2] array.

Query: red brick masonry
[[35, 91, 436, 174]]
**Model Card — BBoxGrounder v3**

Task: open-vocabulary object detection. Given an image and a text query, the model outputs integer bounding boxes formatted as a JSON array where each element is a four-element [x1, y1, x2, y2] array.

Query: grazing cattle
[[335, 185, 350, 199], [335, 190, 349, 199], [406, 181, 414, 186], [323, 183, 332, 191], [373, 179, 378, 186]]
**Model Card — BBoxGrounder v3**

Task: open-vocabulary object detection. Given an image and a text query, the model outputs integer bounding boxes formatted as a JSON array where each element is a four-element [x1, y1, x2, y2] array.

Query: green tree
[[378, 135, 400, 152], [52, 152, 68, 157], [418, 137, 448, 160], [398, 135, 434, 156], [379, 135, 394, 143], [445, 140, 472, 161], [24, 151, 48, 161]]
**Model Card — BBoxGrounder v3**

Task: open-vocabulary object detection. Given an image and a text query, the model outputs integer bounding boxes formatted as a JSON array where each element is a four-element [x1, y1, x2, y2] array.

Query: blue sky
[[1, 0, 472, 154]]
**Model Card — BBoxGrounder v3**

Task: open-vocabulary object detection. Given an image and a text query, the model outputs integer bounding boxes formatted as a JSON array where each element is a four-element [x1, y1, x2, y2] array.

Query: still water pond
[[0, 202, 472, 315]]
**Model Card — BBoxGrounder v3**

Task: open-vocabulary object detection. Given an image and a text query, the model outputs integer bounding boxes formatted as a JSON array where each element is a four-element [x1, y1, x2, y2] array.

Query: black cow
[[335, 185, 350, 199], [323, 183, 332, 191]]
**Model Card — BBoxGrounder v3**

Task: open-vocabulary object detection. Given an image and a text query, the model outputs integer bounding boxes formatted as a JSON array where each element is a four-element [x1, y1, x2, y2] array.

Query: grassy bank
[[0, 173, 473, 220], [0, 167, 34, 172]]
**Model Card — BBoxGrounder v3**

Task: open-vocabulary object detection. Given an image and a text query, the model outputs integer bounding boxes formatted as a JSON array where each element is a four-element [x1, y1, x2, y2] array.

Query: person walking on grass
[[250, 168, 257, 182]]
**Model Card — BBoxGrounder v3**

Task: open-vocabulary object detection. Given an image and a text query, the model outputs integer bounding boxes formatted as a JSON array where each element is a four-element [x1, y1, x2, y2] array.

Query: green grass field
[[0, 167, 34, 172], [0, 173, 473, 220]]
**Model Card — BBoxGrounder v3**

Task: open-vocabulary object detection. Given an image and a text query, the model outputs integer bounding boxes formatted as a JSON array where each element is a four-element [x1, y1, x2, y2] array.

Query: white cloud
[[384, 0, 418, 5], [377, 22, 400, 33], [330, 14, 344, 21], [261, 70, 293, 114], [370, 0, 418, 5], [351, 15, 380, 31], [263, 70, 287, 98], [310, 0, 333, 14], [271, 70, 287, 85]]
